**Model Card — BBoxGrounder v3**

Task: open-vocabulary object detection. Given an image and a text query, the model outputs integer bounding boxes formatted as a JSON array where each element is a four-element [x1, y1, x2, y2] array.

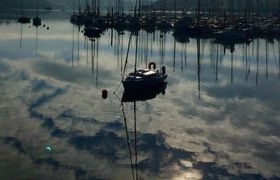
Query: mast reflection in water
[[121, 80, 167, 180]]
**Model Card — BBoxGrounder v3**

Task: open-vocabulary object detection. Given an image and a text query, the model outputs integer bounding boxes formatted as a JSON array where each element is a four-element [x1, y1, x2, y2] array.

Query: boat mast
[[91, 0, 93, 13], [256, 0, 259, 18], [174, 0, 177, 19], [21, 0, 23, 16], [122, 0, 139, 80], [73, 0, 76, 15], [197, 0, 201, 26], [230, 46, 234, 84], [133, 101, 138, 180], [230, 0, 234, 22], [160, 0, 163, 17], [138, 0, 141, 17], [36, 0, 39, 17], [86, 0, 90, 13], [97, 0, 100, 15], [134, 35, 139, 77], [121, 103, 136, 180], [173, 38, 176, 72], [71, 21, 75, 67], [245, 0, 248, 23], [78, 0, 81, 14], [279, 0, 280, 15], [92, 0, 96, 14], [20, 24, 23, 48], [122, 34, 133, 81], [197, 38, 201, 99], [35, 27, 39, 58], [256, 39, 259, 86]]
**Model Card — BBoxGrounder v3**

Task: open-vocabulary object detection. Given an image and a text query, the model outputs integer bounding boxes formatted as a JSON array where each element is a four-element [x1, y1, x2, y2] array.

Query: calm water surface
[[0, 12, 280, 180]]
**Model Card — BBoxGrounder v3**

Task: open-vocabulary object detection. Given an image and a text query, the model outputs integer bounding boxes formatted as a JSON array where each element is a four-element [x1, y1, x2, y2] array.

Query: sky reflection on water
[[0, 13, 280, 180]]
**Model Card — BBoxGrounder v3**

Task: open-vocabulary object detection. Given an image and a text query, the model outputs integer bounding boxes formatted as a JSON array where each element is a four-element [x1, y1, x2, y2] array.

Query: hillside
[[151, 0, 280, 12], [0, 0, 135, 10], [0, 0, 71, 10]]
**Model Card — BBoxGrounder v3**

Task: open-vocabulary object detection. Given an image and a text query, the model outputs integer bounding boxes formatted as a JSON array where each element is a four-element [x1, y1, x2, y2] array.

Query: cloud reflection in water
[[0, 16, 279, 179]]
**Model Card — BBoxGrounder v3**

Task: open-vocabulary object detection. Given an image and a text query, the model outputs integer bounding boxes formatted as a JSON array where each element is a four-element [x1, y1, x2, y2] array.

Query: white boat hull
[[122, 74, 167, 90]]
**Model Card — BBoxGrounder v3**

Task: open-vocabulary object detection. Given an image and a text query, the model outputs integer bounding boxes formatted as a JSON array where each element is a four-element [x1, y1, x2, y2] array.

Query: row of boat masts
[[71, 0, 280, 44]]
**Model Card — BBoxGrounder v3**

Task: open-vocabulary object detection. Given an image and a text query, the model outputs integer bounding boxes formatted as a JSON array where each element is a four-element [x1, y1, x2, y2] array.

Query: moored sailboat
[[17, 0, 31, 24], [122, 62, 168, 90], [33, 0, 41, 26]]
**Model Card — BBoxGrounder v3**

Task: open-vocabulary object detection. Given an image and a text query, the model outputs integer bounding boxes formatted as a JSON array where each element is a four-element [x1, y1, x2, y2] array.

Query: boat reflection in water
[[120, 81, 167, 180], [122, 82, 167, 102]]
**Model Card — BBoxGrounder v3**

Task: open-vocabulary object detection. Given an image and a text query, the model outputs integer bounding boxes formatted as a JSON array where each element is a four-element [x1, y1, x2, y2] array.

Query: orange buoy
[[102, 90, 108, 99]]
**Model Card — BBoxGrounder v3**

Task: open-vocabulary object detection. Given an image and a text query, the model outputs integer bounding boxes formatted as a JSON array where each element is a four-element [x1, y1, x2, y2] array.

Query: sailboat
[[17, 0, 31, 23], [122, 62, 167, 90], [122, 36, 168, 90], [33, 0, 41, 26]]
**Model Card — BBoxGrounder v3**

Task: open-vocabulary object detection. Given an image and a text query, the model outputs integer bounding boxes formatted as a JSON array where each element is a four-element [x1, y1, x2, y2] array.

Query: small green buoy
[[45, 146, 53, 152]]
